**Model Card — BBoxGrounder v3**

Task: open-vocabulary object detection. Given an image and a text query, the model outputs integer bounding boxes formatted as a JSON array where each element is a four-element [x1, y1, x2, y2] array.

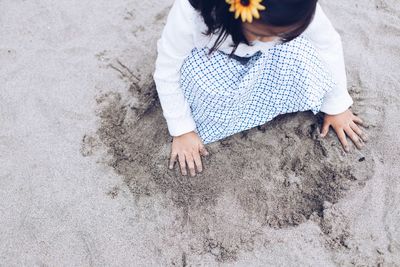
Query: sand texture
[[1, 0, 400, 265]]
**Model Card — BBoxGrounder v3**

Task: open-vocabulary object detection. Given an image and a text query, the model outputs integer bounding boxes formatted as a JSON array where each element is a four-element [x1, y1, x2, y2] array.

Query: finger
[[178, 153, 188, 176], [352, 115, 366, 127], [199, 145, 209, 156], [344, 126, 363, 150], [350, 121, 368, 142], [185, 154, 196, 177], [320, 121, 330, 137], [169, 152, 178, 169], [336, 128, 350, 152], [193, 151, 203, 173]]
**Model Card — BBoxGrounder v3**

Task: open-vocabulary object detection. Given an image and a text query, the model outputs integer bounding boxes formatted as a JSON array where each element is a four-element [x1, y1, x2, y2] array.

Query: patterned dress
[[179, 36, 335, 144]]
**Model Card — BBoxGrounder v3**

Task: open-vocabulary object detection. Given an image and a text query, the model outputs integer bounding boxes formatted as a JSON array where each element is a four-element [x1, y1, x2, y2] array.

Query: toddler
[[153, 0, 368, 177]]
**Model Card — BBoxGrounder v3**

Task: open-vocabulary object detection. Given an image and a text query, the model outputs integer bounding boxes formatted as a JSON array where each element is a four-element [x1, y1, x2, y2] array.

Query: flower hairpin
[[226, 0, 266, 23]]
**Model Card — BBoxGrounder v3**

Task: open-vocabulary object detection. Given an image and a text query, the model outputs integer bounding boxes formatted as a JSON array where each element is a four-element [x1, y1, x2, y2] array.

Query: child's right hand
[[169, 131, 209, 177]]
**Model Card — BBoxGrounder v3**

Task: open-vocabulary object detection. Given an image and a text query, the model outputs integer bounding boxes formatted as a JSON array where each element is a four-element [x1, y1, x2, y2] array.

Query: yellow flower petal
[[257, 4, 266, 10], [235, 9, 241, 19], [240, 9, 246, 22], [252, 8, 260, 19], [246, 9, 253, 23]]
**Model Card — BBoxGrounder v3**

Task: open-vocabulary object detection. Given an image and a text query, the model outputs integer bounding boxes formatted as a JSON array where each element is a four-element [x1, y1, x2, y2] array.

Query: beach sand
[[1, 0, 399, 265]]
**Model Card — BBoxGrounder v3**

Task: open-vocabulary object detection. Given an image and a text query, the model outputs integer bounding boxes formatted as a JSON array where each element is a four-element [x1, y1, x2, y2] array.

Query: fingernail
[[345, 146, 350, 152]]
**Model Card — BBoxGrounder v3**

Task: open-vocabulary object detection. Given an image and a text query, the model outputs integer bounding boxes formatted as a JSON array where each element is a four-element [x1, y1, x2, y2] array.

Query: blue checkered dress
[[179, 36, 335, 144]]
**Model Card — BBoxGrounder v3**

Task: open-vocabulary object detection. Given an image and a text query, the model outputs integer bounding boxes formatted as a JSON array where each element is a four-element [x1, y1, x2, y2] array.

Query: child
[[153, 0, 368, 177]]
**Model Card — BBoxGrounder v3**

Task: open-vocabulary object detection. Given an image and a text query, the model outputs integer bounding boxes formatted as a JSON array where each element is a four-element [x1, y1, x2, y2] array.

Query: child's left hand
[[320, 108, 368, 152]]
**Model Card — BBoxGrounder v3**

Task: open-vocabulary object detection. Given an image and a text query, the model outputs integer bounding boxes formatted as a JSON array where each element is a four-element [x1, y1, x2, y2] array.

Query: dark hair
[[188, 0, 318, 56]]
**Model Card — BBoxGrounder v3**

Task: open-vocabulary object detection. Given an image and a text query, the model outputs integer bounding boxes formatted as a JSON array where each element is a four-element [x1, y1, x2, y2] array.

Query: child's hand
[[320, 109, 368, 152], [169, 131, 209, 177]]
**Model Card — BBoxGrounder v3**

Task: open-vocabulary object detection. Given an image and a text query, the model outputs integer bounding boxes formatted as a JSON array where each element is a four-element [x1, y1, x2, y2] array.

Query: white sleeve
[[302, 3, 353, 115], [153, 0, 197, 137]]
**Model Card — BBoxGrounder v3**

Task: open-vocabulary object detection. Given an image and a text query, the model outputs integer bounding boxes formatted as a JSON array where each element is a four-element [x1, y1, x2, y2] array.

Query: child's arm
[[153, 0, 208, 176], [302, 4, 368, 151], [302, 3, 352, 115], [153, 0, 197, 137]]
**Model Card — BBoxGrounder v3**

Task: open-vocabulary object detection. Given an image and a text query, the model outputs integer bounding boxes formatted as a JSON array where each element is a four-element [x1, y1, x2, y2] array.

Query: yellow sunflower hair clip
[[226, 0, 266, 23]]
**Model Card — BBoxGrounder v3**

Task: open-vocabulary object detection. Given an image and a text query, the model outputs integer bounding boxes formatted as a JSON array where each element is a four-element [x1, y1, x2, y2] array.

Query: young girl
[[153, 0, 368, 177]]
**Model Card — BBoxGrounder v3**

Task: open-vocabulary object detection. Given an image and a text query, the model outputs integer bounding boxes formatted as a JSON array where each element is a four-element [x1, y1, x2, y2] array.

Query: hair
[[188, 0, 318, 56]]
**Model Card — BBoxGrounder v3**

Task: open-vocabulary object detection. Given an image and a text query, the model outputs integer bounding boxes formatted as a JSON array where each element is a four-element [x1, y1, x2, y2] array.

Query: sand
[[1, 0, 399, 265]]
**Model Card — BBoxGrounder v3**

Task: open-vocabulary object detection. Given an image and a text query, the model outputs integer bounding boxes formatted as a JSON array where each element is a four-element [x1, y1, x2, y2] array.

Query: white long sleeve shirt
[[153, 0, 353, 137]]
